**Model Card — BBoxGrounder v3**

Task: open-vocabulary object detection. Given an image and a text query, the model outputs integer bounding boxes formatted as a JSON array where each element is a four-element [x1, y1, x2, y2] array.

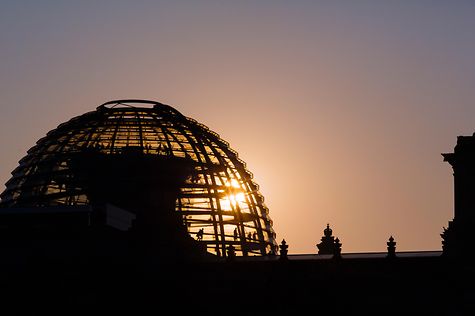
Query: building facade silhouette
[[0, 100, 473, 315], [442, 134, 475, 259]]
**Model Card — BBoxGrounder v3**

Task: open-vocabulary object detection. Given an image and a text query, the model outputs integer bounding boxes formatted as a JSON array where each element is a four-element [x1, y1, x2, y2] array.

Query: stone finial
[[386, 236, 396, 259], [333, 237, 342, 259], [324, 223, 332, 237], [317, 223, 341, 256], [279, 239, 289, 260]]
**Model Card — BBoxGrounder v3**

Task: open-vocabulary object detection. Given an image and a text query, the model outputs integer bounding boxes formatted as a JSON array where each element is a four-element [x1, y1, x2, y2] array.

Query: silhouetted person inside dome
[[196, 228, 204, 241], [191, 173, 201, 184]]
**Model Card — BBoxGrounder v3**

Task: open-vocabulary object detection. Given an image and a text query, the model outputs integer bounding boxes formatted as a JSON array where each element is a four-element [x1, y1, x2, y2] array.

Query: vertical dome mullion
[[170, 119, 224, 255], [183, 125, 228, 256], [197, 131, 247, 256], [108, 110, 125, 154]]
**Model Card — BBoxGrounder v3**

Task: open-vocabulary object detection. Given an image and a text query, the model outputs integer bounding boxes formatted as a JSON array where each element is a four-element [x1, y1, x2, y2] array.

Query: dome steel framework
[[0, 100, 277, 256]]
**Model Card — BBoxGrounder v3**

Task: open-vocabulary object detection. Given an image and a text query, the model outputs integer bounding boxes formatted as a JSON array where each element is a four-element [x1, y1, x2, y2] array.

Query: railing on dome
[[97, 99, 185, 117]]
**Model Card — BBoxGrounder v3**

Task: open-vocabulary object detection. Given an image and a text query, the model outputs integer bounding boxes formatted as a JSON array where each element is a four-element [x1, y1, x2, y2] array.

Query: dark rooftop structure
[[0, 100, 474, 315]]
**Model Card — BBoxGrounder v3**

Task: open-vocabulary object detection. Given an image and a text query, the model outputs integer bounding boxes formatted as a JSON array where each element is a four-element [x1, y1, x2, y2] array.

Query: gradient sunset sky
[[1, 1, 475, 254]]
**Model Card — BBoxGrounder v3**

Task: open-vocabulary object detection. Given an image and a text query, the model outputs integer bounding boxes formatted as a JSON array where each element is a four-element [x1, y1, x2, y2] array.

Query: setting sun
[[220, 179, 246, 211]]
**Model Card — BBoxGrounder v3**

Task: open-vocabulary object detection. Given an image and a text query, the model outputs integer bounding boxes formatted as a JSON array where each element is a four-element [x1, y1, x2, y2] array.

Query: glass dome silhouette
[[0, 100, 277, 256]]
